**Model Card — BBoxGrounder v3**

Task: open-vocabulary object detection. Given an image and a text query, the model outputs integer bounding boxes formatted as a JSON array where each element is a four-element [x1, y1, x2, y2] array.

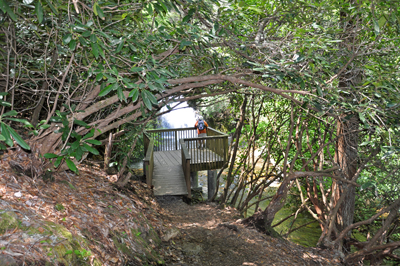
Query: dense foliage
[[1, 0, 400, 264]]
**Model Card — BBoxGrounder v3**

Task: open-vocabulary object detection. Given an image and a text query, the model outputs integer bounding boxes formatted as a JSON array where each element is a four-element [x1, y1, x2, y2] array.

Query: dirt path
[[156, 196, 343, 266]]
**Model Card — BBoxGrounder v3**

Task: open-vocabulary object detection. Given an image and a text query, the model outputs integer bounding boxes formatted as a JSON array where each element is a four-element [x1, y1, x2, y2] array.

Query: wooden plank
[[153, 164, 187, 196], [154, 151, 174, 166]]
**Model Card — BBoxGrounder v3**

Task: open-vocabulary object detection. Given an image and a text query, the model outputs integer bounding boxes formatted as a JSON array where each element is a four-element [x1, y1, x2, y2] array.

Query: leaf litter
[[0, 147, 343, 265]]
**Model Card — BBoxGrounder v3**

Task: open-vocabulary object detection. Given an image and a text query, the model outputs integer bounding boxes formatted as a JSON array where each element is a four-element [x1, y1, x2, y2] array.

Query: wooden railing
[[181, 134, 228, 172], [180, 139, 191, 198], [143, 126, 228, 188], [143, 133, 154, 187], [144, 128, 197, 151]]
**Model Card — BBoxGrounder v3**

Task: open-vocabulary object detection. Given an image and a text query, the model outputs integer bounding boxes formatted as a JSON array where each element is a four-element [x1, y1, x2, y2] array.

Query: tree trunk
[[333, 116, 359, 233], [242, 178, 291, 235], [221, 96, 247, 203]]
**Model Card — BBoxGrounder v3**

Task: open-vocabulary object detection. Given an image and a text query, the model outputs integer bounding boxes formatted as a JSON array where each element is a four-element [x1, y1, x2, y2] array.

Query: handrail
[[180, 139, 191, 198], [144, 126, 228, 175], [145, 127, 196, 133], [207, 127, 227, 136], [143, 135, 154, 187], [144, 127, 197, 151]]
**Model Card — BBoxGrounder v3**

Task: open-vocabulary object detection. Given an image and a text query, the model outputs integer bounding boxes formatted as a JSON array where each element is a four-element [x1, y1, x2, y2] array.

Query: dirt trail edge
[[157, 196, 343, 266]]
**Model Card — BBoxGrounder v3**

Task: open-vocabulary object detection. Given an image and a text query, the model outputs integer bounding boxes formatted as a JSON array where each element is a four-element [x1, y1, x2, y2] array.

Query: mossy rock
[[112, 228, 164, 265], [0, 210, 98, 265], [0, 211, 19, 235]]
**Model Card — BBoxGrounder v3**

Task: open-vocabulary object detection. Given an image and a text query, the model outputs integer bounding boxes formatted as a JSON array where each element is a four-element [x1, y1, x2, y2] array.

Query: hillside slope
[[0, 148, 342, 265]]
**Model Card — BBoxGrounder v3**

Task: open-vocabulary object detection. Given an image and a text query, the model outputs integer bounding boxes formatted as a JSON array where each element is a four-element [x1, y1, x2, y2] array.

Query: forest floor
[[0, 147, 343, 265], [156, 196, 343, 266]]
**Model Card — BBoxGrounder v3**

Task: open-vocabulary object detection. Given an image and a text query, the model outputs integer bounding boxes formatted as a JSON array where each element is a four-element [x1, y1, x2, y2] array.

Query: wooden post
[[175, 130, 178, 150], [190, 171, 199, 188], [207, 169, 217, 200], [186, 159, 191, 198], [144, 161, 151, 186]]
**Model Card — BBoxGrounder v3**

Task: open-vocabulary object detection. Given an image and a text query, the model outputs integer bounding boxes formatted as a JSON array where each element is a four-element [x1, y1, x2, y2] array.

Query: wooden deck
[[152, 149, 224, 196], [153, 151, 186, 196], [144, 127, 228, 197]]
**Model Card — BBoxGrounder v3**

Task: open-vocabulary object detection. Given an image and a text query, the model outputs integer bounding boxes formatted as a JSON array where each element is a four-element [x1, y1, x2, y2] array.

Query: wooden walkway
[[152, 149, 224, 196], [153, 151, 186, 196], [144, 127, 228, 197]]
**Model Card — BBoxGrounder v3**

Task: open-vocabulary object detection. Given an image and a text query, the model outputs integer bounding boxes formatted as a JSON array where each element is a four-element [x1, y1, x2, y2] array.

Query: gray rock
[[182, 243, 202, 255], [162, 228, 180, 242], [0, 255, 18, 266]]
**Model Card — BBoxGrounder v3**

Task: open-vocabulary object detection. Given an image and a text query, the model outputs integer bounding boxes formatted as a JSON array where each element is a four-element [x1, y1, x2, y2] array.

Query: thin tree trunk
[[333, 116, 359, 234], [221, 96, 247, 203]]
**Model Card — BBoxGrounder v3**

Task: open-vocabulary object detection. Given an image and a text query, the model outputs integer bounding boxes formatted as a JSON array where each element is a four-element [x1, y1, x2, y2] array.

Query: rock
[[182, 243, 202, 255], [163, 228, 180, 242], [217, 222, 239, 232], [0, 255, 18, 266]]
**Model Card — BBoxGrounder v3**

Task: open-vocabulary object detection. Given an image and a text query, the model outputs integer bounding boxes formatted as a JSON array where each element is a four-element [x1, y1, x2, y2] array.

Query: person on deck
[[194, 116, 208, 149]]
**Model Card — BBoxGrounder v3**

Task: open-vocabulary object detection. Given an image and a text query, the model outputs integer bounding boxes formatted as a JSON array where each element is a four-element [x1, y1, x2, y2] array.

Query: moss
[[55, 203, 65, 212], [0, 211, 19, 235]]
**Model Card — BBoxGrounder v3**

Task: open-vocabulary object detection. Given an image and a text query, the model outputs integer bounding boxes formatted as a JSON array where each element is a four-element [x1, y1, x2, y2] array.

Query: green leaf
[[96, 73, 103, 81], [0, 0, 17, 21], [83, 143, 99, 155], [90, 34, 97, 43], [35, 1, 44, 24], [98, 44, 105, 59], [6, 118, 32, 127], [93, 2, 98, 14], [117, 87, 126, 102], [180, 40, 192, 49], [78, 37, 87, 46], [7, 125, 30, 150], [91, 43, 99, 59], [69, 39, 77, 51], [359, 113, 366, 124], [129, 88, 139, 102], [143, 90, 158, 105], [39, 124, 50, 130], [82, 31, 91, 37], [63, 34, 72, 45], [82, 128, 94, 140], [45, 0, 58, 14], [96, 5, 104, 19], [73, 119, 90, 128], [65, 158, 78, 173], [70, 140, 80, 150], [141, 91, 152, 110], [131, 67, 144, 72], [361, 181, 375, 190], [317, 86, 323, 96], [0, 100, 12, 107], [182, 8, 195, 23], [85, 139, 101, 145], [1, 122, 13, 147], [44, 153, 59, 159], [2, 110, 17, 117], [50, 116, 62, 122], [116, 40, 124, 53], [54, 156, 63, 168], [111, 66, 118, 76], [98, 83, 117, 97], [373, 19, 380, 35], [75, 147, 83, 161]]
